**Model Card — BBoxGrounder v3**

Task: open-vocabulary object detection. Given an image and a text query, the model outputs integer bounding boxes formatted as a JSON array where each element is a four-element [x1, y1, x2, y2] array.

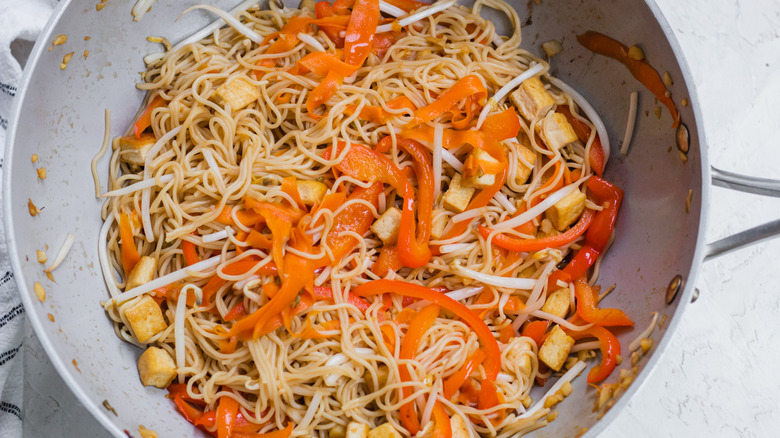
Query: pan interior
[[4, 0, 702, 436]]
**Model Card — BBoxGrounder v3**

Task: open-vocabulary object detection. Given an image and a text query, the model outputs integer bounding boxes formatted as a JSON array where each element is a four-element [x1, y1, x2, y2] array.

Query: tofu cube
[[296, 180, 328, 206], [370, 207, 402, 245], [124, 295, 168, 343], [542, 288, 571, 319], [215, 76, 260, 111], [346, 422, 370, 438], [126, 256, 157, 290], [539, 325, 575, 371], [511, 76, 555, 122], [442, 174, 475, 213], [514, 143, 537, 184], [462, 148, 501, 189], [119, 133, 156, 165], [539, 113, 578, 151], [430, 209, 448, 240], [451, 415, 469, 438], [137, 347, 176, 388], [368, 423, 402, 438], [545, 189, 586, 231]]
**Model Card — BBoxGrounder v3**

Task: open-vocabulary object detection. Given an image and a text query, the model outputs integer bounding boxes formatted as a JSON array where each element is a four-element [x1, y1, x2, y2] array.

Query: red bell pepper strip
[[574, 276, 633, 327], [133, 95, 166, 138], [315, 183, 382, 267], [344, 0, 380, 66], [224, 301, 247, 321], [567, 325, 621, 383], [577, 31, 680, 129], [557, 105, 605, 176], [399, 304, 441, 435], [182, 239, 200, 266], [443, 348, 485, 399], [395, 138, 433, 267], [312, 285, 372, 313], [407, 75, 487, 127], [478, 379, 505, 423], [479, 209, 594, 252], [119, 212, 140, 274], [548, 176, 623, 288], [315, 2, 346, 47], [194, 410, 217, 428], [431, 402, 452, 438], [353, 280, 501, 381], [217, 393, 240, 438], [331, 142, 407, 192], [167, 383, 207, 406], [173, 394, 206, 425], [520, 320, 550, 347]]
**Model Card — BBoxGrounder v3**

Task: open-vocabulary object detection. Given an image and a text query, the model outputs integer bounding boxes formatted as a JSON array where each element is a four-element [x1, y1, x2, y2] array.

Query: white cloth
[[0, 0, 57, 435]]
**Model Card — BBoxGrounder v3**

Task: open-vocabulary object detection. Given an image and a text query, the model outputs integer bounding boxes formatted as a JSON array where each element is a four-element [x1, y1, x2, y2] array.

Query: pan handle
[[704, 166, 780, 261]]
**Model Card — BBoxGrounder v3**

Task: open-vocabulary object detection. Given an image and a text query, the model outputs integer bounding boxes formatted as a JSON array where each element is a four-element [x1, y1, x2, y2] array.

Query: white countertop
[[20, 0, 780, 436]]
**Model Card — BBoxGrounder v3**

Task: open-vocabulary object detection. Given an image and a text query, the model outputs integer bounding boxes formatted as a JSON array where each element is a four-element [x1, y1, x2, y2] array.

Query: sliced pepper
[[574, 276, 633, 327], [182, 239, 200, 266], [217, 393, 239, 438], [567, 325, 621, 383], [431, 402, 452, 438], [399, 304, 441, 435], [407, 75, 487, 127], [119, 212, 140, 274], [133, 95, 166, 138], [557, 105, 605, 176], [479, 209, 594, 252], [353, 280, 501, 381], [443, 348, 485, 399]]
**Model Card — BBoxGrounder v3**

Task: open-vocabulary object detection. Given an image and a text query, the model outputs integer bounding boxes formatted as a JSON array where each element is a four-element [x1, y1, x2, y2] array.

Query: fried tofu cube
[[430, 209, 448, 240], [451, 415, 469, 438], [126, 256, 157, 290], [442, 174, 475, 213], [137, 347, 176, 388], [368, 424, 402, 438], [539, 325, 575, 371], [514, 143, 537, 184], [540, 113, 578, 151], [511, 76, 555, 122], [545, 189, 586, 231], [119, 133, 156, 165], [542, 288, 571, 319], [346, 422, 370, 438], [371, 207, 402, 245], [462, 148, 500, 189], [124, 295, 168, 343], [215, 76, 260, 111], [296, 180, 327, 206]]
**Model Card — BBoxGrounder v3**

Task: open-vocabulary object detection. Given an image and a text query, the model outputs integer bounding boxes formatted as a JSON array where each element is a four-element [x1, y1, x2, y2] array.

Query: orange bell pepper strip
[[371, 30, 399, 58], [498, 325, 514, 343], [382, 0, 426, 12], [399, 304, 441, 435], [133, 95, 166, 138], [520, 320, 550, 348], [293, 52, 360, 77], [395, 138, 433, 267], [372, 245, 403, 277], [557, 105, 605, 176], [344, 0, 379, 66], [224, 301, 247, 321], [217, 393, 240, 438], [443, 348, 485, 399], [331, 142, 407, 192], [479, 209, 594, 252], [567, 325, 621, 383], [316, 183, 382, 267], [182, 239, 200, 266], [119, 212, 140, 274], [353, 280, 501, 381], [281, 176, 306, 210], [574, 276, 633, 327], [477, 379, 505, 423], [431, 402, 452, 438], [407, 75, 486, 127]]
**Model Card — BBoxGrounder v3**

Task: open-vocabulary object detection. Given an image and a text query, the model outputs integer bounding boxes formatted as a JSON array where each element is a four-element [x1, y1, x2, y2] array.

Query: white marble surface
[[20, 0, 780, 437]]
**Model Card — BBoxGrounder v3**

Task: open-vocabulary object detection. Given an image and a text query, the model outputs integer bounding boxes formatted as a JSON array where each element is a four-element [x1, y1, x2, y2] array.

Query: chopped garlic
[[36, 250, 47, 264], [639, 337, 653, 354], [37, 168, 47, 179], [52, 35, 68, 46], [663, 71, 673, 86], [542, 39, 563, 58], [31, 154, 38, 163], [28, 199, 41, 216], [34, 282, 46, 302], [627, 45, 644, 60]]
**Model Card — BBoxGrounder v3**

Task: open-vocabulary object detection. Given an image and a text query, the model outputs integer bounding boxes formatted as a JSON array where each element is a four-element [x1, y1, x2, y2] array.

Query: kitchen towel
[[0, 0, 57, 435]]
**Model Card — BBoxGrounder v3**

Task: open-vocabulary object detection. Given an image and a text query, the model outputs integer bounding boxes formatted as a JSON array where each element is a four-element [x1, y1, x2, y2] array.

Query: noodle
[[100, 0, 633, 436]]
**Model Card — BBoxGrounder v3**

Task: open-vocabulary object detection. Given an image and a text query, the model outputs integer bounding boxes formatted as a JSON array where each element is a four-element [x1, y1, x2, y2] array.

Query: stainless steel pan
[[5, 0, 780, 436]]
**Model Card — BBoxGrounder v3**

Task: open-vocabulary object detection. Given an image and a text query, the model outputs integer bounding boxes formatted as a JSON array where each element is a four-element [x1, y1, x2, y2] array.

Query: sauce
[[577, 31, 680, 128]]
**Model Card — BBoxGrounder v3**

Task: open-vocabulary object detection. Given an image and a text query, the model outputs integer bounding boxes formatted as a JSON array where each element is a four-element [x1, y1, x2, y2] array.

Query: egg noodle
[[99, 0, 633, 436]]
